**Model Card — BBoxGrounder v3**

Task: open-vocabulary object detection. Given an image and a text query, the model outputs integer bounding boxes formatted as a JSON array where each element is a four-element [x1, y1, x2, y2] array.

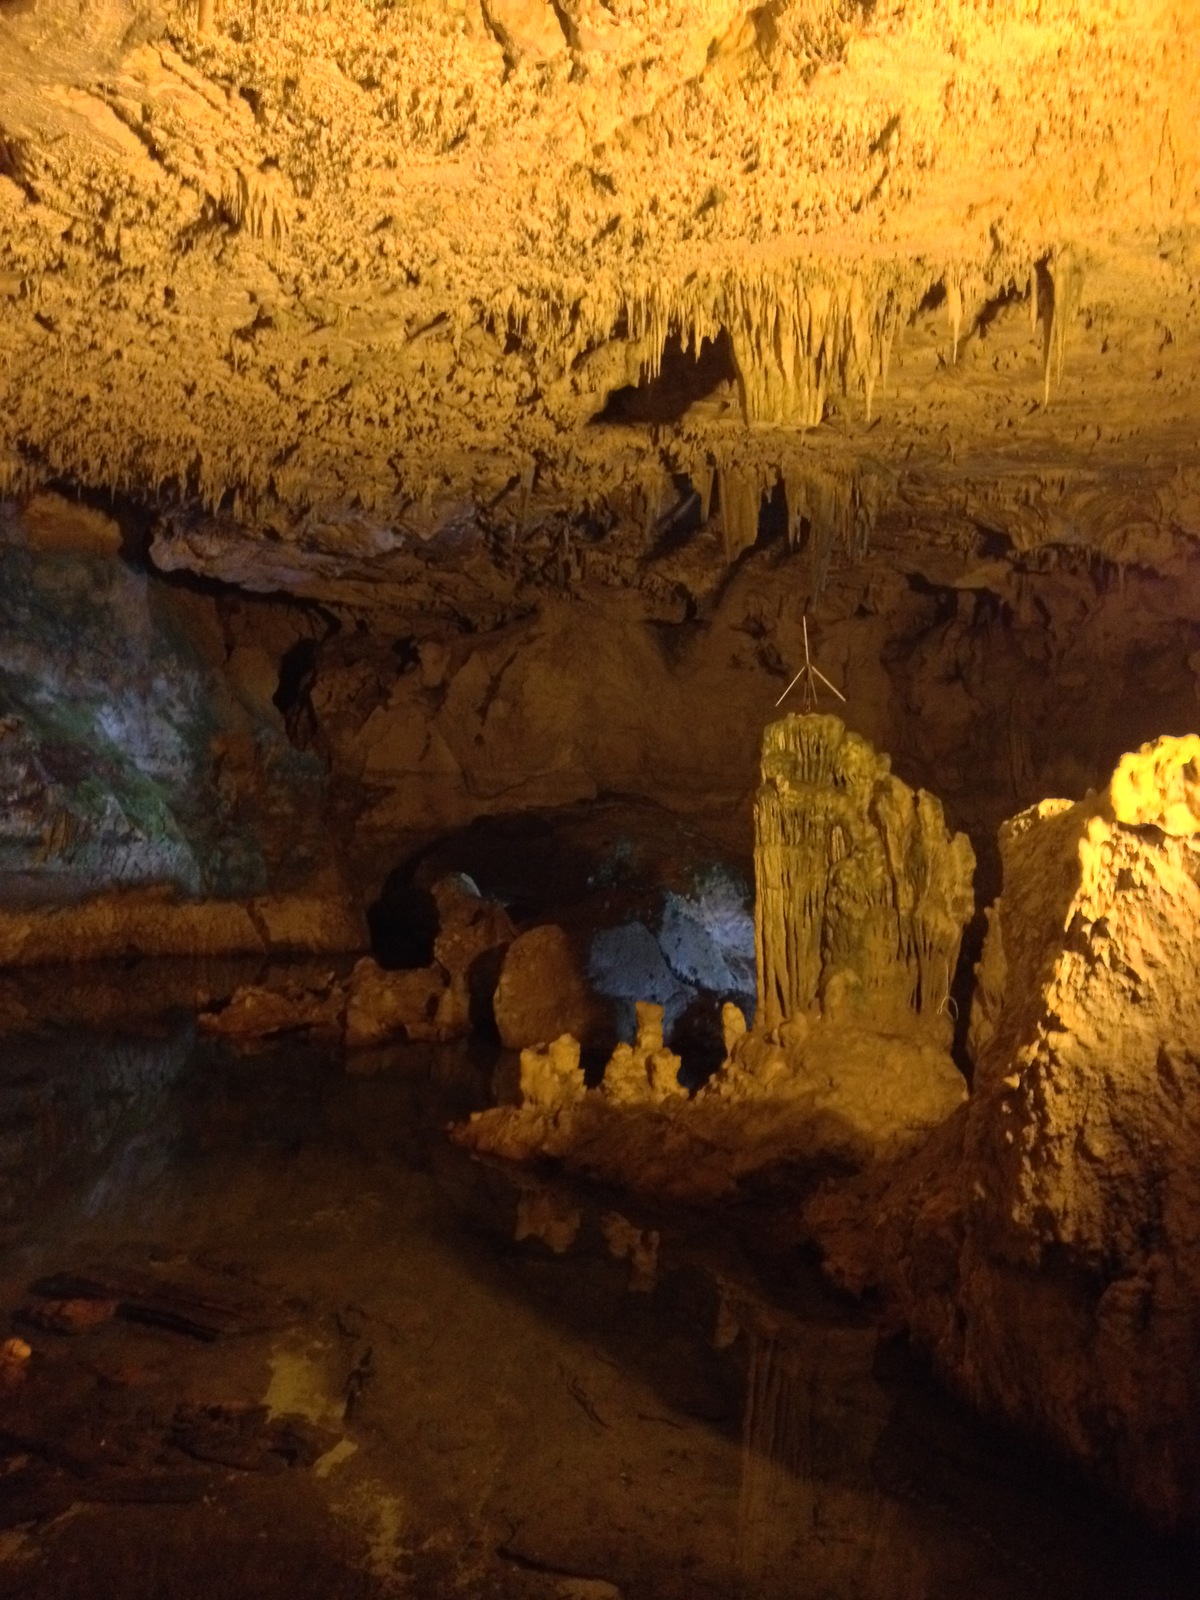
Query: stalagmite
[[753, 714, 975, 1030]]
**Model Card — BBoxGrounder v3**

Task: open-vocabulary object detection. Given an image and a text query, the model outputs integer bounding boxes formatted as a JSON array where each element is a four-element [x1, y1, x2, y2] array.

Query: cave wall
[[0, 492, 331, 904], [5, 484, 1198, 926]]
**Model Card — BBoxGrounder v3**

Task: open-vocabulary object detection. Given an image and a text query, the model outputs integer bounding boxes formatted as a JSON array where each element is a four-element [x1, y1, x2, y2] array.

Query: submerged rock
[[809, 734, 1200, 1531], [343, 959, 468, 1050], [199, 971, 346, 1041]]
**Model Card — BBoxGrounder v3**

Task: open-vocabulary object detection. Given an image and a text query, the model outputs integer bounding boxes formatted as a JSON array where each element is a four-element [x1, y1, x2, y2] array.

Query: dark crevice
[[591, 330, 739, 425]]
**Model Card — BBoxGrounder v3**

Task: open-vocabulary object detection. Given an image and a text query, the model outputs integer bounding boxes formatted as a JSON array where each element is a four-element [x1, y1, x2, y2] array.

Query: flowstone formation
[[808, 734, 1200, 1531], [754, 714, 976, 1029], [454, 717, 973, 1197]]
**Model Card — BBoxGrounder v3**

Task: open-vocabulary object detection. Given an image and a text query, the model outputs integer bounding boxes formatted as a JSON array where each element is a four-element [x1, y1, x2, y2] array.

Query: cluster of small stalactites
[[490, 242, 1082, 431]]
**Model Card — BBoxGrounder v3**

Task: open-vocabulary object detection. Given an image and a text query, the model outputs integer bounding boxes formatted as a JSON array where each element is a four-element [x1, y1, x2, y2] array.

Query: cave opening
[[592, 328, 740, 425]]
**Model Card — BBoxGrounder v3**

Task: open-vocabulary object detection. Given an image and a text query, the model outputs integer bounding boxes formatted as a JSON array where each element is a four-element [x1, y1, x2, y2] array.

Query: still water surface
[[0, 966, 1192, 1599]]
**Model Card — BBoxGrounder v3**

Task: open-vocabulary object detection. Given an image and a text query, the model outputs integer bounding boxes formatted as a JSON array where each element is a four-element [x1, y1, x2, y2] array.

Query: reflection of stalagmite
[[754, 714, 975, 1030]]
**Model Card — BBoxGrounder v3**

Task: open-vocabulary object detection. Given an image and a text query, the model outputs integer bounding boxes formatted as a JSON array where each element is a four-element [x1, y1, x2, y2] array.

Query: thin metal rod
[[773, 615, 846, 709], [809, 665, 846, 702], [774, 667, 808, 709]]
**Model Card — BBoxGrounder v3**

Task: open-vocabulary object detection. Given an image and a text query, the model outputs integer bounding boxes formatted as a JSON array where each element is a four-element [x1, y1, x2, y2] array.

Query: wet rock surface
[[455, 719, 970, 1198]]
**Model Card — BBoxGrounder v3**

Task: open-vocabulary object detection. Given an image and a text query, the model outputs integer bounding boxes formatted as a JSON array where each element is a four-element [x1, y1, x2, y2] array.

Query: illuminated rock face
[[812, 734, 1200, 1529], [3, 1, 1200, 573], [954, 739, 1200, 1525], [754, 713, 975, 1030]]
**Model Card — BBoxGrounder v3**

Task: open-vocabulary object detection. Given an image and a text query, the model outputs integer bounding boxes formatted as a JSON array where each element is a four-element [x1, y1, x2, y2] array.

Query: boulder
[[480, 0, 567, 62], [430, 872, 515, 980], [492, 924, 611, 1051], [198, 971, 345, 1039]]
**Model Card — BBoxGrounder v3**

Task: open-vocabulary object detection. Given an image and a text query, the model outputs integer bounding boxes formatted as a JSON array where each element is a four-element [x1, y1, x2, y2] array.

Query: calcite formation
[[809, 734, 1200, 1530], [455, 723, 972, 1196], [754, 713, 975, 1030], [2, 1, 1199, 578]]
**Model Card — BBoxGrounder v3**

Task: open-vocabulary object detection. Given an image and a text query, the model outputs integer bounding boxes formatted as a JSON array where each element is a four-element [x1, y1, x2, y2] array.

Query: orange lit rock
[[1109, 734, 1200, 835], [0, 891, 366, 969], [430, 874, 516, 980], [343, 959, 468, 1049], [809, 733, 1200, 1530], [480, 0, 567, 62], [199, 972, 346, 1040], [754, 713, 975, 1032], [18, 1298, 119, 1335], [0, 1336, 32, 1388]]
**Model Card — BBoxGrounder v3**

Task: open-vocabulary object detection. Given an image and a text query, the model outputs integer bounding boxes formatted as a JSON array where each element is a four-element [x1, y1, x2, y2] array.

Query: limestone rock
[[480, 0, 567, 62], [518, 1033, 584, 1112], [586, 919, 695, 1041], [809, 734, 1200, 1530], [705, 1016, 966, 1166], [343, 959, 466, 1050], [600, 1001, 683, 1104], [198, 972, 345, 1040], [754, 714, 975, 1031], [0, 890, 365, 968], [1109, 733, 1200, 834], [720, 1000, 747, 1056], [430, 873, 515, 980], [492, 924, 610, 1051]]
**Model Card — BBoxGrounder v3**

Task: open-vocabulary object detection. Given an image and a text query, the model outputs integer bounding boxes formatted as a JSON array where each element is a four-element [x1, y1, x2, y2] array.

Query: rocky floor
[[0, 987, 1193, 1599]]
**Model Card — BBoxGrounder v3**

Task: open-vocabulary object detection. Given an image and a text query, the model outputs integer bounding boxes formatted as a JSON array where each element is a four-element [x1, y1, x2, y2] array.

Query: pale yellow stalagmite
[[753, 714, 975, 1030]]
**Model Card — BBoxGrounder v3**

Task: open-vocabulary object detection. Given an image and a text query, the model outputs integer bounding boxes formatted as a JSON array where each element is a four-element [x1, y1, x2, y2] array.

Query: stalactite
[[778, 465, 883, 595], [696, 463, 715, 525], [506, 260, 918, 431], [947, 273, 963, 364], [718, 466, 761, 562], [1029, 247, 1085, 405]]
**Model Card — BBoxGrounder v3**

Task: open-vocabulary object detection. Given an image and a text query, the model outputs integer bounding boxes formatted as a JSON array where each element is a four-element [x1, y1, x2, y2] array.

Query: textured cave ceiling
[[1, 0, 1198, 606]]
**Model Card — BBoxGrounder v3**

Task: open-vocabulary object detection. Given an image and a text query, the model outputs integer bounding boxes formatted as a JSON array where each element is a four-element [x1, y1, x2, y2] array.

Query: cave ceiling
[[1, 0, 1199, 613]]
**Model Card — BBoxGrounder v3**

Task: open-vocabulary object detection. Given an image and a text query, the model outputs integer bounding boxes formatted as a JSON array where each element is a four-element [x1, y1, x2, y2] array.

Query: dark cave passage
[[592, 328, 740, 425]]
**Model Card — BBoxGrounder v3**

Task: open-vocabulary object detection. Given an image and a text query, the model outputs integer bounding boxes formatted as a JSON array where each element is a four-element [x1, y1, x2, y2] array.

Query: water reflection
[[0, 1026, 193, 1239], [0, 994, 1191, 1600], [736, 1329, 925, 1600]]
